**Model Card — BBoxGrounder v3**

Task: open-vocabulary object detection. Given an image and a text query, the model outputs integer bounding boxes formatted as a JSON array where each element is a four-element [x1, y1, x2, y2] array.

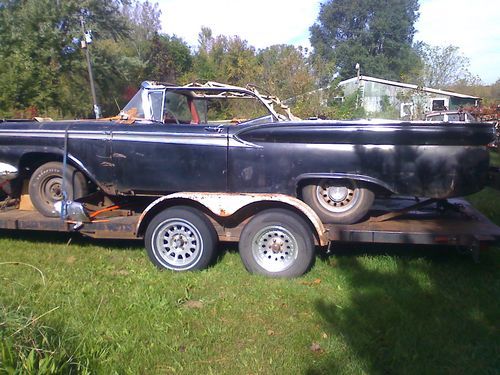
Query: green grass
[[467, 150, 500, 223], [490, 150, 500, 167], [1, 154, 499, 374]]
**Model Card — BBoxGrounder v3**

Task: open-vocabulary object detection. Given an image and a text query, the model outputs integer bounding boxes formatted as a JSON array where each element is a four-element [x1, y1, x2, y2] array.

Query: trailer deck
[[326, 198, 500, 255], [0, 198, 499, 257], [0, 209, 138, 239]]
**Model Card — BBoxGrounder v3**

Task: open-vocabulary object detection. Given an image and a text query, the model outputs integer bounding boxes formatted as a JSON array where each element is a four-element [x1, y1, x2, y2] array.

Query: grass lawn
[[1, 152, 499, 374]]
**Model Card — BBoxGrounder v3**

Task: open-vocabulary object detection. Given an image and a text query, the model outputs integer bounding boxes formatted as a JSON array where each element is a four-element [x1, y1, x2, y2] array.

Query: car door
[[110, 123, 228, 195], [64, 122, 115, 189]]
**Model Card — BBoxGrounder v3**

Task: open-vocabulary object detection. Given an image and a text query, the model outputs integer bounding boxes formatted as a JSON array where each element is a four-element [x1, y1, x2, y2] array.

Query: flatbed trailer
[[0, 197, 499, 266]]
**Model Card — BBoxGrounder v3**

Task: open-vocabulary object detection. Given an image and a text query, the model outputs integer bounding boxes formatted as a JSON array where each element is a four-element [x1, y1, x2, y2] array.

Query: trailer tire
[[29, 162, 88, 217], [239, 209, 315, 278], [302, 179, 374, 224], [145, 206, 218, 271]]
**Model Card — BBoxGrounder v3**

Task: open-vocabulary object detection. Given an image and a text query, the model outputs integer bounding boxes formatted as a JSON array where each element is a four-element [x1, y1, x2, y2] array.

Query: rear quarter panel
[[228, 121, 493, 198]]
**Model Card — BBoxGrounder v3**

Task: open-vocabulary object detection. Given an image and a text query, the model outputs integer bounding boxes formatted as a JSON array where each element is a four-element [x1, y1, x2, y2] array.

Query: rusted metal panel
[[326, 199, 500, 246], [136, 192, 329, 246], [78, 216, 139, 239], [0, 210, 138, 238], [0, 210, 70, 231], [0, 198, 498, 253]]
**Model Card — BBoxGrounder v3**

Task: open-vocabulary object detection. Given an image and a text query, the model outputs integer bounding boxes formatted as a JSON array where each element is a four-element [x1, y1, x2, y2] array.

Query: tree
[[190, 27, 259, 86], [0, 0, 130, 118], [256, 45, 315, 101], [121, 0, 162, 61], [310, 0, 420, 81], [414, 42, 480, 88], [146, 33, 192, 83]]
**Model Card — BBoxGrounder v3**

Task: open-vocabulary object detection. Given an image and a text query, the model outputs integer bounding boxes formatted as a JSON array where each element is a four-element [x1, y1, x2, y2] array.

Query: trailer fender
[[136, 192, 328, 246]]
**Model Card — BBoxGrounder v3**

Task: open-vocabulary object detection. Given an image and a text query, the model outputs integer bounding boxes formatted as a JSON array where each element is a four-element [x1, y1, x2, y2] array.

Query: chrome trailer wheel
[[239, 209, 315, 278], [145, 206, 217, 271]]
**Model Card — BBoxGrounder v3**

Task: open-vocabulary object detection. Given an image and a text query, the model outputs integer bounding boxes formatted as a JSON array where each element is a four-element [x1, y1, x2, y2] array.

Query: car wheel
[[239, 209, 315, 278], [145, 206, 218, 271], [302, 179, 374, 224], [29, 162, 88, 217]]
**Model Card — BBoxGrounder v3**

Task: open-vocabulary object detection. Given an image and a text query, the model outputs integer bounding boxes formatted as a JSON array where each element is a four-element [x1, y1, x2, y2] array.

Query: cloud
[[159, 0, 499, 84], [415, 0, 500, 84], [158, 0, 321, 49]]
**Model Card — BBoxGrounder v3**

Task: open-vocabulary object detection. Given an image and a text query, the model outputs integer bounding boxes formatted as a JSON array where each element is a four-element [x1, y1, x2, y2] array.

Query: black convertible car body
[[0, 81, 495, 224]]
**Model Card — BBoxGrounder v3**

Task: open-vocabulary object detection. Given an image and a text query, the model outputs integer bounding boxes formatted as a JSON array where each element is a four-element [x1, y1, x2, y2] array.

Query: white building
[[338, 75, 480, 120]]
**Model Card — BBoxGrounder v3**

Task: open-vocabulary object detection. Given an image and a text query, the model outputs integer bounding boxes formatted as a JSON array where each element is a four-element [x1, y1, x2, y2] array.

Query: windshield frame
[[118, 81, 299, 125]]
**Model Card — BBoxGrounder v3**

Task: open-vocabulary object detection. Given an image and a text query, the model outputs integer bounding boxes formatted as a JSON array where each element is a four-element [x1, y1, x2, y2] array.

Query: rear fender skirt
[[136, 192, 328, 246], [296, 173, 395, 193]]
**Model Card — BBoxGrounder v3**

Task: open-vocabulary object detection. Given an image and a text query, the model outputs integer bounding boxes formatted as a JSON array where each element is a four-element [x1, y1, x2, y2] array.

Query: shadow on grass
[[317, 242, 476, 262], [308, 243, 499, 374], [0, 229, 240, 270], [0, 229, 143, 251]]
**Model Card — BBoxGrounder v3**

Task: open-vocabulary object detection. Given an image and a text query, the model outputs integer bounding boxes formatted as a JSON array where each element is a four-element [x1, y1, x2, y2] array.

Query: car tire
[[29, 162, 88, 217], [239, 209, 315, 278], [302, 179, 374, 224], [145, 206, 218, 271]]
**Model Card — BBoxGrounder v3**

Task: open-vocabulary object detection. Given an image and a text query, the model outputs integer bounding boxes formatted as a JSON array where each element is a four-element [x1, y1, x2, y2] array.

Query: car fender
[[17, 150, 116, 195], [296, 172, 395, 193]]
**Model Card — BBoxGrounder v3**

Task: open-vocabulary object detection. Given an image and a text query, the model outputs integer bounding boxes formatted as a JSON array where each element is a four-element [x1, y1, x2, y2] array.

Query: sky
[[158, 0, 499, 84]]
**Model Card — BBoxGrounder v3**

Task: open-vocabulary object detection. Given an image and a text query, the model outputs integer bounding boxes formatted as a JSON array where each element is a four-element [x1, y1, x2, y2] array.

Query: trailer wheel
[[239, 209, 315, 278], [302, 179, 374, 224], [29, 162, 88, 217], [145, 206, 217, 271]]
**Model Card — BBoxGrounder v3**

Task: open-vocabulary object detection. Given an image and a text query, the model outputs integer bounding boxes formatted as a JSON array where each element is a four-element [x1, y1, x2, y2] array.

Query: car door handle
[[204, 125, 224, 133]]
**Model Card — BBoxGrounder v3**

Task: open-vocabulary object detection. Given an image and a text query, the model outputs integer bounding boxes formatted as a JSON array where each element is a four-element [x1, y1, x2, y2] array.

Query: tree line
[[0, 0, 497, 120]]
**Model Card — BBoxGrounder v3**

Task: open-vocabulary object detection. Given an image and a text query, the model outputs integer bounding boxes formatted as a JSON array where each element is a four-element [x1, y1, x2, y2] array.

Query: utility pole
[[355, 63, 361, 109], [80, 15, 101, 119]]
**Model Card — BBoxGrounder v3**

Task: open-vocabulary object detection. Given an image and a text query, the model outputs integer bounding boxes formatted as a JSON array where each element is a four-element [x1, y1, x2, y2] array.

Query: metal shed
[[338, 75, 480, 120]]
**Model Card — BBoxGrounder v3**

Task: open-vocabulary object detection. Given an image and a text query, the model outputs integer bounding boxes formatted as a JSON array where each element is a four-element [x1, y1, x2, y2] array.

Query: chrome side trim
[[0, 130, 255, 148]]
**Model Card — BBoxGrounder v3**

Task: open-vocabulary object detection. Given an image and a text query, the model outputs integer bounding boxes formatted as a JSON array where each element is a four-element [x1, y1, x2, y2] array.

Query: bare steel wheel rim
[[41, 176, 64, 203], [152, 218, 203, 270], [315, 180, 360, 213], [252, 226, 298, 273]]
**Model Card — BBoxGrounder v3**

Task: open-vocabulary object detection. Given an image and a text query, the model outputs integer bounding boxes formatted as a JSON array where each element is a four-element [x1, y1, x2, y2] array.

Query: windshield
[[119, 81, 297, 125], [120, 87, 166, 122], [121, 88, 147, 119]]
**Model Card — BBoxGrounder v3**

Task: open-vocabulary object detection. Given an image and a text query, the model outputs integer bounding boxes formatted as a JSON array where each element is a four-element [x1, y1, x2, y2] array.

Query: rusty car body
[[0, 81, 496, 225]]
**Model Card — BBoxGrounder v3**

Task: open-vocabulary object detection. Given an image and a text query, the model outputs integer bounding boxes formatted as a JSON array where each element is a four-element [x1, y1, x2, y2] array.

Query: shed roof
[[338, 75, 480, 99]]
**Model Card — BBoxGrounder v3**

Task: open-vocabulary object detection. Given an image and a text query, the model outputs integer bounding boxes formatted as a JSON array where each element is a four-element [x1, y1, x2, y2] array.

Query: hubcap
[[153, 219, 203, 270], [327, 186, 349, 202], [316, 180, 359, 213], [42, 177, 64, 202], [252, 226, 298, 273]]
